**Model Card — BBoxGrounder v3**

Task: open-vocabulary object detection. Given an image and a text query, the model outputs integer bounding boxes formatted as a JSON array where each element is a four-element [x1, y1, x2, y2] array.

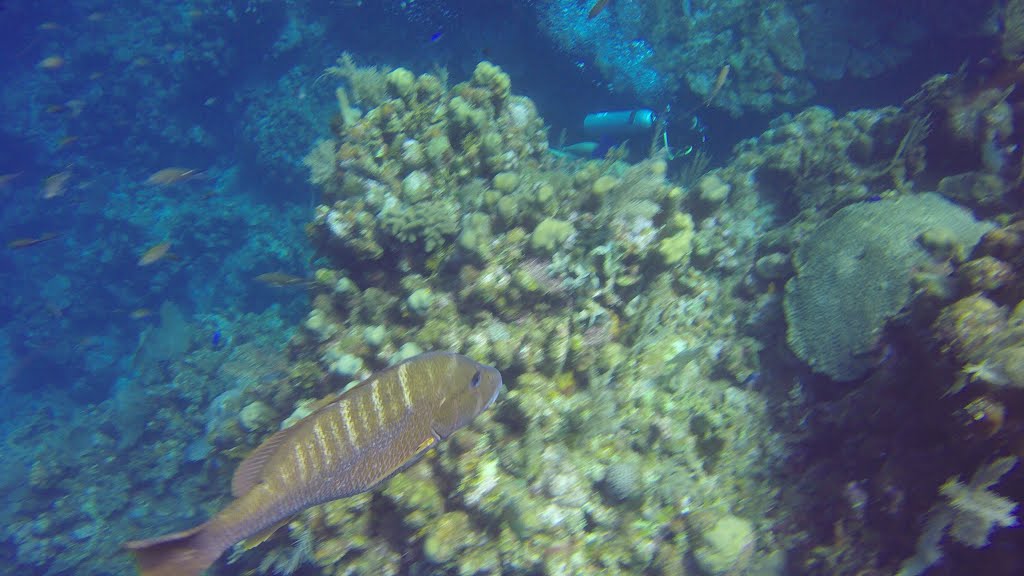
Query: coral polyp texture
[[784, 193, 993, 381], [308, 61, 549, 263]]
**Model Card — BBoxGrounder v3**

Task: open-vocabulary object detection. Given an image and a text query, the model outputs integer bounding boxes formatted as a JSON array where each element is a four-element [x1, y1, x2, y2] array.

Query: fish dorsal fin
[[231, 426, 296, 497], [306, 392, 339, 412]]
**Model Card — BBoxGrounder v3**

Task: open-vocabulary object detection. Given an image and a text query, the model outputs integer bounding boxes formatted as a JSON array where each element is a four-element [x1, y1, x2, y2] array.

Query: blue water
[[1, 1, 1020, 575]]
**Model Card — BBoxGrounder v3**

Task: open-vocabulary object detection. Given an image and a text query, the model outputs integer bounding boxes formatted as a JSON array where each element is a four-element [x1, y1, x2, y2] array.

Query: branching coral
[[302, 139, 338, 188], [321, 52, 390, 107]]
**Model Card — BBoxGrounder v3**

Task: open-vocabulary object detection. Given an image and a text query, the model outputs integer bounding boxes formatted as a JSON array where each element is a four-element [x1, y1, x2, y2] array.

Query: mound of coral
[[273, 59, 783, 575]]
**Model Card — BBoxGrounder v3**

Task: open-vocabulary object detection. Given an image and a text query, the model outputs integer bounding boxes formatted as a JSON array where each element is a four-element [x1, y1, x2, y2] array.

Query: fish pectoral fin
[[238, 516, 295, 551], [366, 434, 440, 492], [415, 435, 438, 455]]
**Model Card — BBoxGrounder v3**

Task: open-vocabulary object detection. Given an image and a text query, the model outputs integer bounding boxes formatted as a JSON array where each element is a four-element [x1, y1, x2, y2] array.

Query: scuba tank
[[582, 109, 658, 138], [581, 108, 706, 159]]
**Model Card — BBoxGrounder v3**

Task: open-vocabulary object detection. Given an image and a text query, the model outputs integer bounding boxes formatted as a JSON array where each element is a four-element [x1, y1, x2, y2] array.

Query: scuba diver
[[552, 105, 709, 164]]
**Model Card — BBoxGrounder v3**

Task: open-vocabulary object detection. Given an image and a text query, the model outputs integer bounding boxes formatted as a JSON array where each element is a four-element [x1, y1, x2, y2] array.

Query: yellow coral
[[472, 61, 511, 104], [322, 52, 389, 106], [302, 139, 338, 186], [334, 86, 361, 127], [658, 212, 695, 266]]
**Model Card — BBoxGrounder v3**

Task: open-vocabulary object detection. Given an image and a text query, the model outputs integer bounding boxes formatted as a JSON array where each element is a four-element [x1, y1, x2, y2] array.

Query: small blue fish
[[865, 194, 882, 202], [429, 29, 444, 43], [211, 330, 223, 349]]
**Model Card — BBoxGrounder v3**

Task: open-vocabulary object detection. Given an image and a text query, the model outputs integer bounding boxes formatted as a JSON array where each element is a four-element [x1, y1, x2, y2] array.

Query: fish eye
[[469, 370, 481, 389]]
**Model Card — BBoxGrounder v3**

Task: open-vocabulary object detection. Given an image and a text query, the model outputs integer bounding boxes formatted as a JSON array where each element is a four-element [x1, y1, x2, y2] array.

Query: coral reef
[[246, 59, 786, 575], [5, 10, 1023, 569], [701, 104, 932, 222], [538, 0, 1000, 115], [752, 65, 1024, 574], [1, 304, 298, 575]]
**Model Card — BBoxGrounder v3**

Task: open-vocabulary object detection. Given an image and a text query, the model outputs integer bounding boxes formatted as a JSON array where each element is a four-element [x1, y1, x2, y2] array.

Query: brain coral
[[784, 193, 993, 381]]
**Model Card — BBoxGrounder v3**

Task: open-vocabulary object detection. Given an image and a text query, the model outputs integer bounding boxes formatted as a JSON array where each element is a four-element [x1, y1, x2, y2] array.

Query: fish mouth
[[481, 371, 502, 411]]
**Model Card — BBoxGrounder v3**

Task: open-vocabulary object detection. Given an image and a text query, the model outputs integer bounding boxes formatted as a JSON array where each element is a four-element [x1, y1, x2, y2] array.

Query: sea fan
[[942, 456, 1019, 547], [898, 456, 1019, 576]]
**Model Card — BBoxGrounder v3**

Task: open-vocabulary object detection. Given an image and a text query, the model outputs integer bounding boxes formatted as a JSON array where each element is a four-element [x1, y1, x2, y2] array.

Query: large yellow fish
[[124, 351, 502, 576]]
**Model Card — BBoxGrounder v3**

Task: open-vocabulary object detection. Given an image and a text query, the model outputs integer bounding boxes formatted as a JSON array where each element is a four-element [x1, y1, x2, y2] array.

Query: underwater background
[[1, 0, 1022, 574]]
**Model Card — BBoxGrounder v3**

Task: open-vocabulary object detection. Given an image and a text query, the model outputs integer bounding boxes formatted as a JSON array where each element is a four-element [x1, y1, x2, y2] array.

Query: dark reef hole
[[492, 394, 528, 437], [777, 318, 1004, 572], [753, 165, 802, 222], [368, 491, 419, 559], [688, 414, 725, 474], [813, 34, 994, 117]]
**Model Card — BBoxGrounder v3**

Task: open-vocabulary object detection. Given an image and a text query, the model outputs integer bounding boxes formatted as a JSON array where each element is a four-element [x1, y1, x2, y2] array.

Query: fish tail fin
[[124, 523, 223, 576]]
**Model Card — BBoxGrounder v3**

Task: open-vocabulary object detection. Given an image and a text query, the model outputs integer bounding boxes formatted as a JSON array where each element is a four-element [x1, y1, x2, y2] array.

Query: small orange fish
[[138, 241, 172, 266], [57, 136, 79, 150], [38, 55, 65, 70], [43, 171, 71, 198], [78, 336, 101, 349], [0, 172, 22, 188], [8, 232, 59, 249], [38, 22, 62, 31], [130, 308, 153, 319], [254, 272, 313, 288], [87, 12, 105, 22], [705, 65, 730, 106], [145, 168, 199, 186], [66, 99, 86, 116], [588, 0, 610, 19]]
